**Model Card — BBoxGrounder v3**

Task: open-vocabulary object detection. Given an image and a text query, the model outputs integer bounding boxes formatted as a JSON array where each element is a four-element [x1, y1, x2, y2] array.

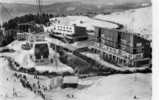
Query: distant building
[[28, 33, 46, 42], [17, 32, 30, 41], [18, 22, 44, 33], [92, 27, 151, 67]]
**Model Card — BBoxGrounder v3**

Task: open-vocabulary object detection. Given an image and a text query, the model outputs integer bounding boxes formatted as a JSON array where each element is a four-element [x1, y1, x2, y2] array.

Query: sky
[[1, 0, 77, 5], [0, 0, 151, 5]]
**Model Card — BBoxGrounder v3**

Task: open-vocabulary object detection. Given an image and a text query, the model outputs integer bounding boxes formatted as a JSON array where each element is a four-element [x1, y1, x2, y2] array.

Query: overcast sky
[[1, 0, 76, 5], [0, 0, 151, 5]]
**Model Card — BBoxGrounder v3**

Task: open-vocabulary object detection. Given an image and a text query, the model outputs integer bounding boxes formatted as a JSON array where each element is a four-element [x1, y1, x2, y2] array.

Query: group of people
[[14, 73, 49, 100]]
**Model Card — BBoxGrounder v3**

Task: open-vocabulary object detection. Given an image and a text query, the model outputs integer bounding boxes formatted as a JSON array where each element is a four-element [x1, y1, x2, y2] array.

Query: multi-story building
[[17, 32, 30, 41], [45, 23, 88, 43], [92, 27, 151, 67], [18, 23, 44, 33]]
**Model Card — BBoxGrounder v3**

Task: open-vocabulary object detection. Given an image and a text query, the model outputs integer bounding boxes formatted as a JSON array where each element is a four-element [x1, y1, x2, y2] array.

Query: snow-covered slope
[[0, 58, 43, 100], [43, 73, 151, 100], [76, 74, 151, 100], [95, 7, 152, 40]]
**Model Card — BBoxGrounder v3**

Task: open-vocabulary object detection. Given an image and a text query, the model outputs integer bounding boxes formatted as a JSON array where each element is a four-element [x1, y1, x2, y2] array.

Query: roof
[[63, 76, 78, 84]]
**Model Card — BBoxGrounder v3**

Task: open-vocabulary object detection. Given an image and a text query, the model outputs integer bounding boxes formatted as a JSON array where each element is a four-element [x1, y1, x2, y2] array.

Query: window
[[121, 39, 127, 44], [136, 43, 142, 47]]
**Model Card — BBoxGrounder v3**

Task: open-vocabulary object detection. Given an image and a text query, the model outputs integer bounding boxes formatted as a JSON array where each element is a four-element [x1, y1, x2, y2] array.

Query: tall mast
[[36, 0, 42, 24], [37, 0, 42, 16]]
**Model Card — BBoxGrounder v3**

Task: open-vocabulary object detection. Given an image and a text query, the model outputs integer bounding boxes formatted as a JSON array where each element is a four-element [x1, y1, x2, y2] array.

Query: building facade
[[28, 33, 46, 42], [45, 23, 88, 43], [31, 41, 54, 65], [17, 32, 30, 41]]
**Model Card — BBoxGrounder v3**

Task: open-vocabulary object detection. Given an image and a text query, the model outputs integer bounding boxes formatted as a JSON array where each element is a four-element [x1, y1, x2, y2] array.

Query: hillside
[[0, 3, 37, 23], [95, 6, 152, 40], [0, 1, 151, 23], [0, 0, 151, 5]]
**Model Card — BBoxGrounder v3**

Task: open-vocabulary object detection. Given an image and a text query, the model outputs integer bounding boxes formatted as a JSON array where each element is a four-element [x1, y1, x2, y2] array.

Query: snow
[[0, 43, 152, 100], [31, 63, 74, 73], [76, 73, 151, 100], [42, 73, 151, 100], [0, 6, 152, 100], [50, 16, 119, 31], [0, 58, 43, 100], [7, 40, 25, 51], [95, 7, 152, 40], [0, 39, 74, 73]]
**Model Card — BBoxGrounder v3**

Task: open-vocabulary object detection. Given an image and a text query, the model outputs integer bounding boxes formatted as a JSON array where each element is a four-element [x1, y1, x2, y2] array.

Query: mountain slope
[[0, 1, 151, 23], [95, 6, 152, 40], [0, 0, 151, 5]]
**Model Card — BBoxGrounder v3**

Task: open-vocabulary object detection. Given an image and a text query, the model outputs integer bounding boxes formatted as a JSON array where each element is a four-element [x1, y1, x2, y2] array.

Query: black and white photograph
[[0, 0, 155, 100]]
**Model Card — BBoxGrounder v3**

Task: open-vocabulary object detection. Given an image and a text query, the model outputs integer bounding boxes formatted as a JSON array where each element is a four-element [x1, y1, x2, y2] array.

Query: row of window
[[102, 52, 128, 64], [53, 28, 74, 33], [54, 25, 74, 31], [48, 24, 75, 33], [91, 46, 148, 67], [90, 47, 129, 65], [93, 42, 143, 60]]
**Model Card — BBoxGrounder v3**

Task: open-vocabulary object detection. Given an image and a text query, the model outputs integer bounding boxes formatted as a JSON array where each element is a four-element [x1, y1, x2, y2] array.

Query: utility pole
[[54, 44, 58, 68], [37, 0, 42, 16], [98, 28, 102, 60], [36, 0, 42, 24]]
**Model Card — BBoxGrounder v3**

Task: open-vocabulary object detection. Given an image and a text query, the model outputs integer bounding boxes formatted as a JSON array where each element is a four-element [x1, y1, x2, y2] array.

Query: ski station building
[[91, 27, 152, 67], [45, 19, 88, 43]]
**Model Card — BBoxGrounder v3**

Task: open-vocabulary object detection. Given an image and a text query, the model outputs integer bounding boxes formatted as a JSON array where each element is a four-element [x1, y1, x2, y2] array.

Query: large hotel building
[[90, 27, 152, 67]]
